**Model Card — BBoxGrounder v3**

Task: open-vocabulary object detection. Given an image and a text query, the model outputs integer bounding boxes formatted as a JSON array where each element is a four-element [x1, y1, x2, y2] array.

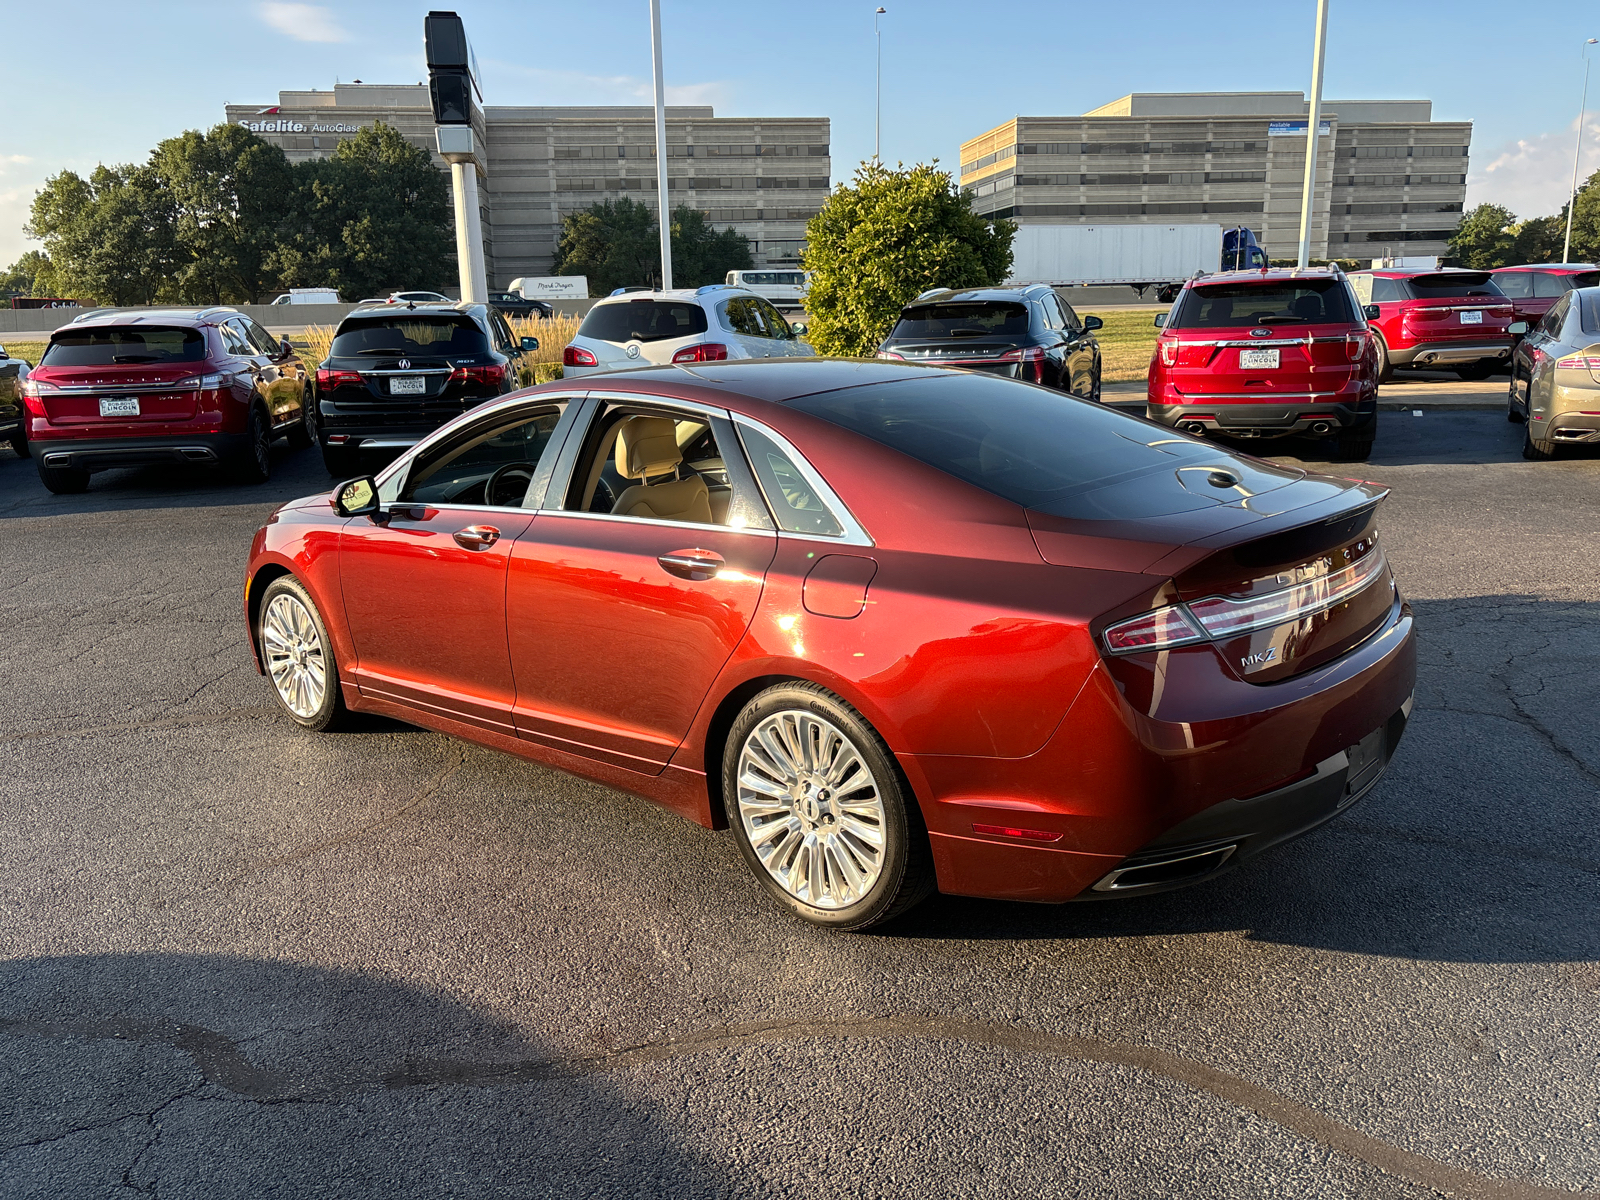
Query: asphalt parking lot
[[1, 386, 1597, 1199]]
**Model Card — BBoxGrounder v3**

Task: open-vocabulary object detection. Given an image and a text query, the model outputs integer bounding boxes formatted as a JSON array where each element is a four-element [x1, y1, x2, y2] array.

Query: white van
[[269, 288, 341, 305], [723, 269, 809, 308]]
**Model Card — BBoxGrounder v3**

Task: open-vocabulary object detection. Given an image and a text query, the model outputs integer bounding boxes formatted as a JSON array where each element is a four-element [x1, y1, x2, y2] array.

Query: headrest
[[614, 415, 683, 479]]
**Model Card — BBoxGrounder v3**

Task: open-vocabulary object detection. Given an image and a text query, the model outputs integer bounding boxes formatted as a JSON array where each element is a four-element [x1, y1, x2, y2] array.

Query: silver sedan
[[1508, 284, 1600, 459]]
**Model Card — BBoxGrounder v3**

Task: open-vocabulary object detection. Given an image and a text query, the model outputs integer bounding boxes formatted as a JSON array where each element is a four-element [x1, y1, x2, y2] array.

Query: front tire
[[1507, 372, 1526, 423], [1455, 362, 1497, 381], [286, 387, 315, 449], [1523, 426, 1557, 461], [723, 682, 934, 930], [257, 575, 349, 732]]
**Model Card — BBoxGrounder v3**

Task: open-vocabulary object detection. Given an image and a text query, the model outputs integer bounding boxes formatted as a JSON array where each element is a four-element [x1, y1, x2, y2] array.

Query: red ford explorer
[[1147, 267, 1380, 461], [1346, 268, 1514, 381], [19, 307, 312, 494]]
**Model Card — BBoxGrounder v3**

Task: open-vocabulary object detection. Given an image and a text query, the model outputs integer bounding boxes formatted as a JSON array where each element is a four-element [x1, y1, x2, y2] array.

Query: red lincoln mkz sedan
[[245, 360, 1415, 929]]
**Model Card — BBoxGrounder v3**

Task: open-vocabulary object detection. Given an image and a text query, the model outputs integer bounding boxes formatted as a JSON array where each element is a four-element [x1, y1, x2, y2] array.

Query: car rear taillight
[[451, 363, 508, 386], [175, 373, 224, 390], [563, 345, 598, 367], [316, 368, 362, 389], [18, 376, 57, 415], [877, 350, 905, 360], [1344, 333, 1368, 362], [1158, 337, 1178, 367], [1102, 606, 1206, 654], [1103, 549, 1389, 655], [672, 343, 729, 363], [1554, 356, 1600, 370], [1000, 345, 1047, 382]]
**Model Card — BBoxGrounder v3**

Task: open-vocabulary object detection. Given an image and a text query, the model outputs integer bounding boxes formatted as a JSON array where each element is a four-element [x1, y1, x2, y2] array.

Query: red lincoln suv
[[1147, 267, 1380, 461], [20, 307, 312, 494], [1490, 264, 1598, 347], [1346, 268, 1514, 381]]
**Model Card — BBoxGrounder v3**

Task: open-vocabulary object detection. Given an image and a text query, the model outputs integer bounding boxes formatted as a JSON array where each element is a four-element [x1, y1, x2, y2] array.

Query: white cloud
[[1468, 112, 1600, 221], [485, 61, 732, 110], [0, 155, 31, 168], [258, 3, 348, 43]]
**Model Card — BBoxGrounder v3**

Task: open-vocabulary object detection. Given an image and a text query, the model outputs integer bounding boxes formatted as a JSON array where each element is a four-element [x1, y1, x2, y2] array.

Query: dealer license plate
[[98, 397, 140, 417], [1459, 309, 1483, 324], [390, 376, 426, 395], [1239, 348, 1280, 369]]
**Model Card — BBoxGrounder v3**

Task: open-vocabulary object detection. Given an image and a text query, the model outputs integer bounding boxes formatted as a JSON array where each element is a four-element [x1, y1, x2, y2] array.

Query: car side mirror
[[789, 322, 808, 338], [331, 475, 380, 518], [1153, 313, 1167, 328], [1509, 321, 1528, 335], [280, 336, 294, 357], [520, 336, 540, 352], [1364, 305, 1381, 320], [1082, 315, 1104, 332]]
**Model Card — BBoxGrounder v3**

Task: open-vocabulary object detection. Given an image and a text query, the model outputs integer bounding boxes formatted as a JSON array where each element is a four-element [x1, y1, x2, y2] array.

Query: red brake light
[[1344, 332, 1368, 362], [563, 345, 598, 367], [18, 376, 56, 415], [450, 363, 508, 386], [1555, 356, 1600, 370], [316, 367, 362, 389], [672, 342, 729, 363], [1102, 606, 1206, 654], [1187, 549, 1389, 640], [877, 350, 905, 360], [1000, 345, 1047, 381], [1158, 337, 1178, 367], [971, 823, 1064, 843]]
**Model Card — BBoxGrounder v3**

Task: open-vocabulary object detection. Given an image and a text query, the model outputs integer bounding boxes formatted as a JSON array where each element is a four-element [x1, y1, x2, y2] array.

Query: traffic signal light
[[424, 11, 477, 125]]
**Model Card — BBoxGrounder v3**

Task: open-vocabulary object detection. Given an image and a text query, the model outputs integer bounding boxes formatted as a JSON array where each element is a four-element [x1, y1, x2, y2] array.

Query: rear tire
[[36, 458, 89, 494], [8, 429, 27, 458], [320, 441, 352, 477], [1374, 334, 1394, 384], [1522, 426, 1557, 461], [1088, 358, 1102, 403], [1335, 427, 1375, 462], [723, 682, 935, 931], [233, 404, 272, 485], [1455, 362, 1497, 381], [1507, 372, 1526, 423], [286, 387, 315, 450], [257, 575, 350, 732]]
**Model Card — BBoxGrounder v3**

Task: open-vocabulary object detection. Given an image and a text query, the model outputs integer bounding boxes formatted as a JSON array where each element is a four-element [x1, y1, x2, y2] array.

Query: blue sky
[[3, 0, 1599, 267]]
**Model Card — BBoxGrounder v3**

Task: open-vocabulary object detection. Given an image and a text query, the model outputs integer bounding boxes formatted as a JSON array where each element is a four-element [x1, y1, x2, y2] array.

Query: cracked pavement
[[0, 412, 1596, 1198]]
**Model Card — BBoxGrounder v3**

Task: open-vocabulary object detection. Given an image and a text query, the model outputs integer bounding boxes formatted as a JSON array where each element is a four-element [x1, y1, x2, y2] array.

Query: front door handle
[[454, 525, 501, 550], [657, 549, 724, 581]]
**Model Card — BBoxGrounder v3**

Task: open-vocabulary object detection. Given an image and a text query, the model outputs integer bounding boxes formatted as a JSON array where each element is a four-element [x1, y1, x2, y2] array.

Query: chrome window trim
[[526, 507, 778, 538], [730, 412, 874, 548], [34, 381, 227, 395]]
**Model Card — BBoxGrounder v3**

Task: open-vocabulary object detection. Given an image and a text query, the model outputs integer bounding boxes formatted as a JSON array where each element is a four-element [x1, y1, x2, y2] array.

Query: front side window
[[577, 300, 709, 344], [737, 422, 845, 537], [400, 403, 567, 508], [1167, 279, 1356, 328], [241, 318, 280, 356], [331, 317, 489, 357], [219, 322, 255, 357], [1539, 294, 1571, 336], [752, 298, 792, 339], [1348, 274, 1374, 304], [42, 326, 207, 366]]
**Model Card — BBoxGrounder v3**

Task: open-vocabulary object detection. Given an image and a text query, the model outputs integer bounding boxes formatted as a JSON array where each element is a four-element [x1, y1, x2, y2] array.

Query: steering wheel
[[484, 461, 537, 507]]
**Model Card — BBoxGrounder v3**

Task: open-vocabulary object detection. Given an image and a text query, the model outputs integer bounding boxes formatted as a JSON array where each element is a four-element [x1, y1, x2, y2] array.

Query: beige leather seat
[[610, 415, 713, 524]]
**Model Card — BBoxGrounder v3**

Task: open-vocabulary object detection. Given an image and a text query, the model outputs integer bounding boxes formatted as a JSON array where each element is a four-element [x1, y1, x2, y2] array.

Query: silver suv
[[562, 285, 813, 376]]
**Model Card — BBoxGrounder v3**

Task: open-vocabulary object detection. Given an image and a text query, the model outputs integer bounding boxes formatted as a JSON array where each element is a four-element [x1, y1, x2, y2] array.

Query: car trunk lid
[[33, 362, 205, 425], [1163, 322, 1364, 399]]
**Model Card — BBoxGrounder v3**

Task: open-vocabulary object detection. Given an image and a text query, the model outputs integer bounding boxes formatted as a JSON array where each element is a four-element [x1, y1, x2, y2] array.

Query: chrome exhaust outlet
[[1179, 421, 1207, 435], [1091, 844, 1238, 893], [1309, 421, 1332, 436]]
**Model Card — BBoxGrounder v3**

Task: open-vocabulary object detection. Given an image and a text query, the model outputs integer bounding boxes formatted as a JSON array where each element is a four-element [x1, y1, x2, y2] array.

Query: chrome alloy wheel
[[736, 711, 887, 910], [261, 593, 327, 718]]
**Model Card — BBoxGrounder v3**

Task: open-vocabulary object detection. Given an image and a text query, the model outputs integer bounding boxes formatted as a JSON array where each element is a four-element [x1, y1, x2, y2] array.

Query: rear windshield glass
[[40, 326, 206, 366], [331, 317, 487, 357], [578, 300, 709, 344], [891, 302, 1030, 339], [787, 372, 1219, 516], [1403, 273, 1504, 299], [1169, 280, 1355, 328]]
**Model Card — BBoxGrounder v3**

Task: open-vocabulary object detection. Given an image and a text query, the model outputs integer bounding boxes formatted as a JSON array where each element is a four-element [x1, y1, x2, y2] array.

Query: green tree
[[0, 250, 54, 296], [151, 123, 295, 303], [552, 200, 754, 294], [801, 162, 1015, 356], [273, 123, 454, 299], [1448, 203, 1517, 269], [1568, 169, 1600, 263], [670, 206, 753, 286], [1511, 214, 1566, 264], [26, 164, 180, 305]]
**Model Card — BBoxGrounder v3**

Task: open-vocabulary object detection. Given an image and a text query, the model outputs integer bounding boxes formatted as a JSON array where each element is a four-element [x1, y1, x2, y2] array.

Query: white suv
[[562, 286, 812, 376]]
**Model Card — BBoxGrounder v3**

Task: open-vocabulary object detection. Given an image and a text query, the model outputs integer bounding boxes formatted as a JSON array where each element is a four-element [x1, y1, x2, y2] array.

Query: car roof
[[1492, 263, 1598, 272], [346, 300, 485, 316], [1355, 267, 1490, 278], [906, 285, 1053, 305], [586, 286, 761, 309], [563, 358, 940, 409], [65, 306, 239, 328], [1189, 267, 1342, 286]]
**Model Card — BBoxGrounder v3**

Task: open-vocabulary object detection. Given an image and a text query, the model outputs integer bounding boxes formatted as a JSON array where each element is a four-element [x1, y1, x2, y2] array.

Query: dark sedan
[[876, 285, 1103, 401], [489, 292, 554, 320], [247, 360, 1413, 930], [0, 342, 29, 457]]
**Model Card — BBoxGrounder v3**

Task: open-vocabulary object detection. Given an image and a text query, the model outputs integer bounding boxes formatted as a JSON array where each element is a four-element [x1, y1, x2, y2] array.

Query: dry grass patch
[[3, 340, 47, 366]]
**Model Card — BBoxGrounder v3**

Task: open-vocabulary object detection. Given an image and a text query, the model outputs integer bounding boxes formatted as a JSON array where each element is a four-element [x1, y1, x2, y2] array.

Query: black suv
[[488, 291, 554, 320], [876, 284, 1104, 400], [315, 302, 537, 476]]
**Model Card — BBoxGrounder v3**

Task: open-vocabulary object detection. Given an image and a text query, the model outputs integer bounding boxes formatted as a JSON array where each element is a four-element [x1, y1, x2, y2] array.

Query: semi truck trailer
[[1006, 224, 1268, 301]]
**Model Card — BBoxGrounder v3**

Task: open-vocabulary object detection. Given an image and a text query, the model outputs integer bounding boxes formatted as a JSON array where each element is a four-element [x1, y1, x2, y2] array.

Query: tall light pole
[[1562, 37, 1599, 264], [1296, 0, 1329, 270], [650, 0, 673, 290], [875, 7, 887, 161]]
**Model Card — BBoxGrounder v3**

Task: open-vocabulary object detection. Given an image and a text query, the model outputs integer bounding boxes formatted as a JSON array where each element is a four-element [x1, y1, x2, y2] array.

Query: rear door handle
[[657, 549, 724, 581], [453, 525, 501, 550]]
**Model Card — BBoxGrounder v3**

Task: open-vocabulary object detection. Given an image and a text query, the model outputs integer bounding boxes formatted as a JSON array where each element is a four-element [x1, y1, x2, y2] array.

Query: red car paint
[[1146, 267, 1379, 443], [1346, 268, 1514, 377], [1489, 264, 1600, 344], [245, 361, 1415, 904]]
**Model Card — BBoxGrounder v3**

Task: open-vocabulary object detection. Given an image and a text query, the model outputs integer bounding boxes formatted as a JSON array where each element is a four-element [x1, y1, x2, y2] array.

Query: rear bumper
[[1147, 396, 1375, 438], [1388, 340, 1511, 367], [32, 432, 248, 472], [1532, 408, 1600, 444]]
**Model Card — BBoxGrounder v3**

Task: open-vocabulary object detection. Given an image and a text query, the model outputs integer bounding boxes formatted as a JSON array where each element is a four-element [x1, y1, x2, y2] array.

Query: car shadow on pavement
[[0, 952, 726, 1198], [888, 593, 1600, 965]]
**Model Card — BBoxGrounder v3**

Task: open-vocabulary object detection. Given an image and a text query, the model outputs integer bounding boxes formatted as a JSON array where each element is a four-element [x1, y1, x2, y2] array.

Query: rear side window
[[1533, 272, 1581, 298], [1371, 277, 1404, 302], [331, 317, 488, 357], [1405, 273, 1504, 299], [1493, 272, 1534, 299], [892, 302, 1030, 338], [1577, 290, 1600, 335], [1168, 280, 1355, 328], [737, 422, 843, 537], [788, 372, 1222, 516], [41, 326, 206, 366], [578, 300, 709, 344]]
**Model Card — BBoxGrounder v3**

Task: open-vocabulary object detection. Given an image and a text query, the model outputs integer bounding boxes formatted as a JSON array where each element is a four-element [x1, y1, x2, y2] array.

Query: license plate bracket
[[390, 376, 426, 396], [98, 397, 140, 417], [1239, 348, 1280, 370], [1459, 310, 1483, 325]]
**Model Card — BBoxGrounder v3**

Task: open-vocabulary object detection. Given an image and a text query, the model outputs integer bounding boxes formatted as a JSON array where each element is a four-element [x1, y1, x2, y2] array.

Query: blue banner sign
[[1267, 120, 1334, 136]]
